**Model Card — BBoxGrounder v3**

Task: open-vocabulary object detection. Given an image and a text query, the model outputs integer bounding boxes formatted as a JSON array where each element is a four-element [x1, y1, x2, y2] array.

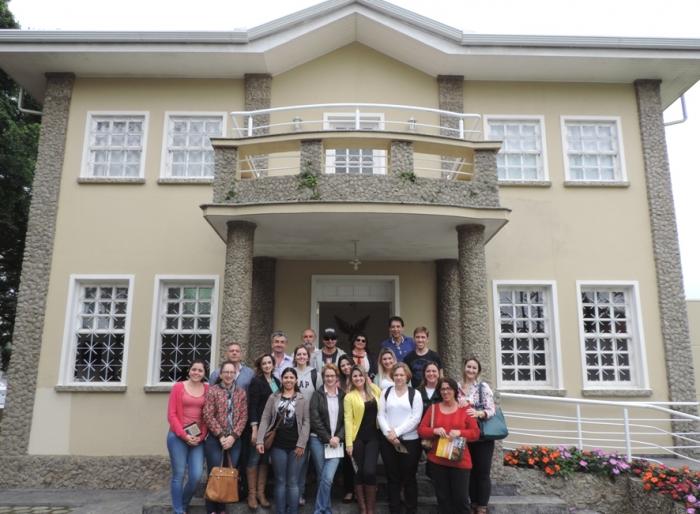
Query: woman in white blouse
[[377, 362, 423, 514]]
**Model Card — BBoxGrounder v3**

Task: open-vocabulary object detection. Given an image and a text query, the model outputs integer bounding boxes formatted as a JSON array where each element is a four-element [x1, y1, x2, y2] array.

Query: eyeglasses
[[323, 337, 337, 340], [355, 338, 366, 342]]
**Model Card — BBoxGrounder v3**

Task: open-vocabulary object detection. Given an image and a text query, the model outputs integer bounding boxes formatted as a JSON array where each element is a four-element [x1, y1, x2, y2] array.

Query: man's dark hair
[[388, 316, 404, 327]]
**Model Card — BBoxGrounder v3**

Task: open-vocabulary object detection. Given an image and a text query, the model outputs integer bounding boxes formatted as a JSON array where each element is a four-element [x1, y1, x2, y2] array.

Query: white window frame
[[484, 115, 549, 182], [160, 112, 226, 179], [80, 112, 149, 179], [147, 275, 220, 387], [58, 274, 135, 389], [323, 113, 386, 175], [492, 280, 563, 390], [576, 281, 649, 391], [561, 116, 627, 183]]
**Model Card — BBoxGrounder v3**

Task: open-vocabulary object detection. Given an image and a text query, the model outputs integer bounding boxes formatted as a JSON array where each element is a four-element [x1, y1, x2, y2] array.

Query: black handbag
[[477, 382, 508, 441]]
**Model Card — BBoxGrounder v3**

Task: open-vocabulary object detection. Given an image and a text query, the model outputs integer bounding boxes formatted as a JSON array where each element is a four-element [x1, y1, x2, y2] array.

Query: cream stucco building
[[0, 0, 699, 487]]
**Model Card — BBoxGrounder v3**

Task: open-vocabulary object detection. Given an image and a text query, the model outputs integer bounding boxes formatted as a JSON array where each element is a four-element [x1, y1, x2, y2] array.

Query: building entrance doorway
[[318, 301, 390, 355], [310, 275, 399, 356]]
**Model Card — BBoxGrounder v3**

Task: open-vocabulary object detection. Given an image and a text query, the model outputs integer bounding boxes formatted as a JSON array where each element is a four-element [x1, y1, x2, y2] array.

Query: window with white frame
[[164, 115, 223, 178], [486, 118, 545, 181], [324, 113, 386, 175], [579, 285, 642, 386], [563, 119, 623, 181], [65, 281, 131, 383], [85, 114, 146, 177], [495, 284, 558, 387], [155, 282, 216, 383]]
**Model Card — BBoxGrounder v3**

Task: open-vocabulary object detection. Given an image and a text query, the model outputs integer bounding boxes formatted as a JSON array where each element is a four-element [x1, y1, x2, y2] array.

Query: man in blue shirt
[[379, 316, 415, 362], [209, 341, 254, 390]]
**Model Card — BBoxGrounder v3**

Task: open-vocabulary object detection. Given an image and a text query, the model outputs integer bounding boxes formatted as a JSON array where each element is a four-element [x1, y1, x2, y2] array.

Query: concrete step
[[143, 493, 567, 514]]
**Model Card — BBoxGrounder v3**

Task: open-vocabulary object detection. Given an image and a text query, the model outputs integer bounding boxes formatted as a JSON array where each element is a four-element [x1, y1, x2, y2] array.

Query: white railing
[[500, 392, 700, 466], [230, 103, 482, 140], [237, 150, 474, 181]]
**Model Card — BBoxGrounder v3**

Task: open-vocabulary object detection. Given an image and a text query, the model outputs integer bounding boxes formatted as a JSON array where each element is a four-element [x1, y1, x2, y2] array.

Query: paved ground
[[0, 490, 155, 514]]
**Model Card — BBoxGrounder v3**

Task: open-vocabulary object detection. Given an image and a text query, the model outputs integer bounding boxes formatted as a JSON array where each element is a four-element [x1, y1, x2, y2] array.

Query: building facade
[[0, 0, 699, 487]]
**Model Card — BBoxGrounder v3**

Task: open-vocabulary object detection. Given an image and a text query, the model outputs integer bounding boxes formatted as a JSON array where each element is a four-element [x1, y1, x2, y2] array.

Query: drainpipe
[[15, 88, 43, 116], [664, 95, 687, 127]]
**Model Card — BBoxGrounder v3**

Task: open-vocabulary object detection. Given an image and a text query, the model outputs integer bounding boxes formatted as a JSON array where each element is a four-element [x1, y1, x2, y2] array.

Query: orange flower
[[542, 457, 550, 464], [528, 458, 535, 465]]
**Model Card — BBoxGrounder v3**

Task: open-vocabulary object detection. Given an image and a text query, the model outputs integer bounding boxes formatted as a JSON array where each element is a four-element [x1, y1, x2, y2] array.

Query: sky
[[7, 0, 700, 298]]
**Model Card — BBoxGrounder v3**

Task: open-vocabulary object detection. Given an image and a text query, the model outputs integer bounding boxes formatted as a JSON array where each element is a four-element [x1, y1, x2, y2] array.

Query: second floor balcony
[[210, 103, 503, 212]]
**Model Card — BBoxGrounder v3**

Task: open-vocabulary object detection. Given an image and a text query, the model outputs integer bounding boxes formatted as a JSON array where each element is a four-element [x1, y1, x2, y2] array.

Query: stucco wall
[[25, 45, 674, 456]]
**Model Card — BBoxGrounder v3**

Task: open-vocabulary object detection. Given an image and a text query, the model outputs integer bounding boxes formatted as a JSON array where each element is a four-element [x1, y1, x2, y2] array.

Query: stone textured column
[[389, 140, 414, 175], [438, 75, 465, 179], [248, 257, 276, 364], [0, 74, 74, 456], [457, 224, 493, 383], [634, 80, 698, 416], [300, 139, 324, 176], [221, 222, 256, 363], [472, 148, 501, 208], [245, 74, 271, 176], [212, 146, 238, 202], [436, 259, 461, 379]]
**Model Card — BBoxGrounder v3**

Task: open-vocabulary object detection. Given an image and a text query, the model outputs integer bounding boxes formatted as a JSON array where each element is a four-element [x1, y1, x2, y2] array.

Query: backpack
[[384, 385, 415, 407]]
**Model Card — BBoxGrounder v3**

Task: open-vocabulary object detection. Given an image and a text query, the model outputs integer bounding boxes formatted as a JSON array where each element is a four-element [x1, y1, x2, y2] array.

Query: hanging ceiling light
[[349, 240, 362, 271]]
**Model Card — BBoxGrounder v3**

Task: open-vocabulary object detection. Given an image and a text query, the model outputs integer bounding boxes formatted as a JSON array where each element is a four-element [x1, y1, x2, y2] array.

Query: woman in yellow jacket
[[344, 365, 382, 514]]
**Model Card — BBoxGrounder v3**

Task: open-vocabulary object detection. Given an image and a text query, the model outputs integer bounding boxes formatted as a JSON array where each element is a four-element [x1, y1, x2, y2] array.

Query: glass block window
[[565, 120, 621, 181], [580, 287, 638, 384], [72, 284, 129, 382], [496, 285, 556, 386], [157, 283, 214, 383], [487, 119, 544, 181], [86, 115, 145, 177], [165, 115, 223, 178]]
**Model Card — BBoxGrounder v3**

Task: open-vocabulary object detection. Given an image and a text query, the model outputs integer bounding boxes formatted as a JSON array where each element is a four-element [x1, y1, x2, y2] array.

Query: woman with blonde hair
[[373, 347, 396, 390], [344, 365, 381, 514]]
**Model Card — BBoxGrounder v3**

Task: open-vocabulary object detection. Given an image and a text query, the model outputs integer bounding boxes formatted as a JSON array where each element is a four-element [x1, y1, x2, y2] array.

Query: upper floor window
[[324, 113, 386, 175], [577, 282, 647, 389], [494, 282, 560, 389], [485, 117, 546, 181], [562, 117, 625, 182], [59, 276, 134, 386], [83, 113, 147, 178], [163, 114, 224, 178], [149, 277, 218, 385]]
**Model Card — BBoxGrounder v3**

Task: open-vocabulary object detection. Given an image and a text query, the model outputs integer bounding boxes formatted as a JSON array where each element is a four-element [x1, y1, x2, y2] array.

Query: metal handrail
[[230, 103, 482, 139], [500, 392, 700, 464]]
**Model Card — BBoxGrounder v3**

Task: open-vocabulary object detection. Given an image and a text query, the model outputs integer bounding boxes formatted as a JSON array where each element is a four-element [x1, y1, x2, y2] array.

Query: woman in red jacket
[[418, 377, 480, 514], [166, 359, 209, 514]]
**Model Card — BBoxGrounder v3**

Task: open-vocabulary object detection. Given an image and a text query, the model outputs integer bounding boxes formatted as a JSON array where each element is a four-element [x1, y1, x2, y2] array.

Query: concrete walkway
[[0, 489, 155, 514]]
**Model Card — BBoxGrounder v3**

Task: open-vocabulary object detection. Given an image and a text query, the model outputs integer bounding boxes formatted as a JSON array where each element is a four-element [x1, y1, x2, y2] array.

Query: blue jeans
[[297, 446, 310, 500], [270, 446, 303, 514], [204, 434, 242, 513], [309, 436, 341, 514], [167, 431, 205, 514]]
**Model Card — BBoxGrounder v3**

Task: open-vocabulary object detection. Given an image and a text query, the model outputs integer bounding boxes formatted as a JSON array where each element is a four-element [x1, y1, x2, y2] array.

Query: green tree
[[0, 0, 41, 371]]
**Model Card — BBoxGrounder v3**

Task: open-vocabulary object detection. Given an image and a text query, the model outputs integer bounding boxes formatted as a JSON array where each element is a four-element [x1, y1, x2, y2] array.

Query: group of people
[[167, 316, 496, 514]]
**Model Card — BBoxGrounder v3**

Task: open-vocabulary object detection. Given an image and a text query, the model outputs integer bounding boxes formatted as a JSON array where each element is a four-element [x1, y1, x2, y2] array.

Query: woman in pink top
[[167, 359, 209, 514], [418, 377, 480, 514]]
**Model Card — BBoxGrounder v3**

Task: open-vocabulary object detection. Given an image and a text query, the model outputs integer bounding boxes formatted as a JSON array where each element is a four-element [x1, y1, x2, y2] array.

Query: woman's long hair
[[349, 365, 375, 399], [337, 354, 354, 392], [254, 353, 274, 377], [376, 347, 396, 385]]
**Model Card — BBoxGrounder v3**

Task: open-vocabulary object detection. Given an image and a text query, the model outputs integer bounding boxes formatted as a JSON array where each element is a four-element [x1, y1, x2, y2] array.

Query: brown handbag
[[263, 414, 283, 451], [205, 452, 240, 503], [421, 404, 436, 450]]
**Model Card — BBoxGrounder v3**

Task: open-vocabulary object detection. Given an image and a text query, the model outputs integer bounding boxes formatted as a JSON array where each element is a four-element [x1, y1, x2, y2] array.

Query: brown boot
[[354, 485, 367, 514], [246, 468, 259, 509], [257, 464, 271, 508], [364, 485, 377, 514]]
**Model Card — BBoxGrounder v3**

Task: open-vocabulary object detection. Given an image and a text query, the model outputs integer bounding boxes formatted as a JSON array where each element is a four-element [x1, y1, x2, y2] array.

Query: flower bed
[[504, 446, 700, 513]]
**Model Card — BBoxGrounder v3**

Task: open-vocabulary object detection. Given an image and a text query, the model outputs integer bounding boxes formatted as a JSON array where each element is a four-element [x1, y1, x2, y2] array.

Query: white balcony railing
[[230, 103, 482, 140], [500, 392, 700, 466]]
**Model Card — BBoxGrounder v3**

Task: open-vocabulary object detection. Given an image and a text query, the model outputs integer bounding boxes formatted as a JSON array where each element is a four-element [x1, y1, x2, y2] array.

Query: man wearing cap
[[379, 316, 415, 362], [271, 330, 294, 379], [310, 328, 347, 370]]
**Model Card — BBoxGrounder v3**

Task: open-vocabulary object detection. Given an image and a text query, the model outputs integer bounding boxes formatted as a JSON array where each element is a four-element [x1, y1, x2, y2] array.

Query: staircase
[[142, 463, 577, 514]]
